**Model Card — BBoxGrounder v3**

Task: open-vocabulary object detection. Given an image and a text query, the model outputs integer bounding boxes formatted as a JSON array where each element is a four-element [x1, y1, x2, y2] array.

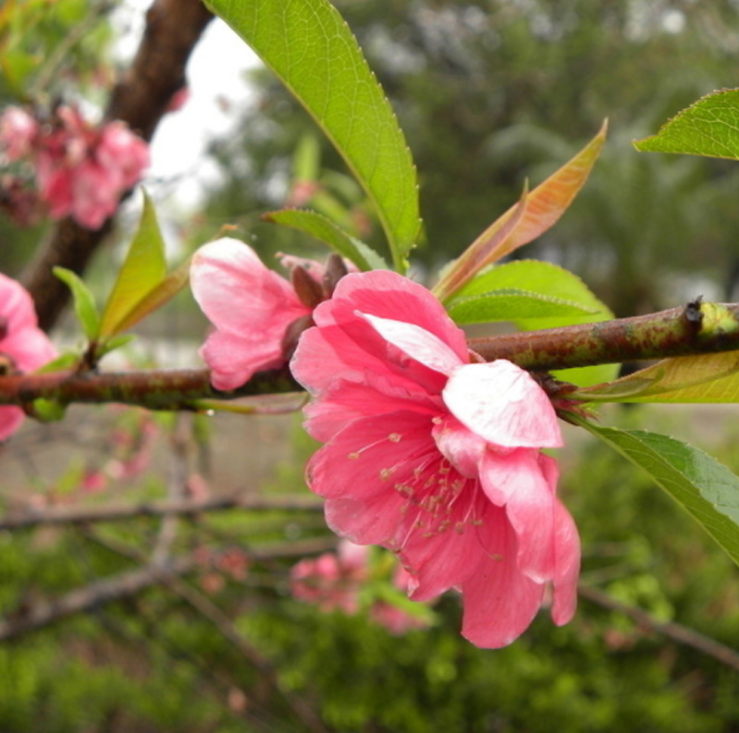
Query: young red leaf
[[433, 120, 607, 302]]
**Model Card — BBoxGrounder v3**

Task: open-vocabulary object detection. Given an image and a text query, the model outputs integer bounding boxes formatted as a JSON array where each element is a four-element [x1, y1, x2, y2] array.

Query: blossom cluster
[[291, 540, 432, 634], [191, 239, 581, 648], [0, 105, 149, 229]]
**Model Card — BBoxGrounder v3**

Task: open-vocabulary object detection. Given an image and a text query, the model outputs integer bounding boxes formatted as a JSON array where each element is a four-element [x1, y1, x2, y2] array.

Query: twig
[[469, 300, 739, 371], [156, 561, 328, 733], [22, 0, 214, 331], [0, 494, 323, 531], [2, 300, 739, 414], [0, 537, 335, 643], [151, 414, 189, 565], [0, 367, 301, 411], [578, 583, 739, 673], [83, 529, 329, 733]]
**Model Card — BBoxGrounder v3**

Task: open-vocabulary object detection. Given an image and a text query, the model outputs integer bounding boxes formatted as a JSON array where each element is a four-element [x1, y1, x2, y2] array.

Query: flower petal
[[313, 270, 469, 362], [480, 448, 556, 583], [304, 379, 438, 442], [291, 320, 433, 398], [306, 410, 439, 501], [199, 329, 284, 391], [459, 508, 545, 648], [191, 238, 307, 337], [431, 413, 487, 478], [443, 360, 562, 448], [324, 491, 409, 546], [401, 481, 488, 600], [0, 406, 25, 442]]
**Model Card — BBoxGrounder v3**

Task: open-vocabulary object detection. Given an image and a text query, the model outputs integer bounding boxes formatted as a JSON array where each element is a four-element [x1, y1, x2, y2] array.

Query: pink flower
[[0, 107, 38, 161], [190, 238, 323, 390], [96, 122, 150, 190], [290, 270, 580, 648], [0, 273, 57, 441], [0, 105, 149, 229], [370, 565, 433, 635], [165, 87, 191, 114], [290, 540, 369, 614]]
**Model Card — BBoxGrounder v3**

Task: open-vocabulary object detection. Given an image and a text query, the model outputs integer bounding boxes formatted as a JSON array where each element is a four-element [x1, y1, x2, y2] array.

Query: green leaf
[[36, 352, 79, 373], [455, 260, 610, 323], [52, 267, 100, 340], [574, 351, 739, 403], [582, 420, 739, 569], [264, 209, 388, 271], [635, 90, 739, 160], [109, 258, 191, 335], [204, 0, 421, 272], [99, 191, 167, 337], [97, 334, 136, 359], [31, 398, 66, 422], [447, 288, 598, 325], [293, 133, 320, 181], [455, 259, 617, 387]]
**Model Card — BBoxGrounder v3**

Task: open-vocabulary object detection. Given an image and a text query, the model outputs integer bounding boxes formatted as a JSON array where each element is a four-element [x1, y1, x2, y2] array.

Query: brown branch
[[0, 494, 323, 531], [0, 366, 301, 411], [0, 537, 335, 642], [579, 583, 739, 673], [22, 0, 214, 332], [469, 300, 739, 371], [83, 529, 329, 733], [152, 414, 189, 565]]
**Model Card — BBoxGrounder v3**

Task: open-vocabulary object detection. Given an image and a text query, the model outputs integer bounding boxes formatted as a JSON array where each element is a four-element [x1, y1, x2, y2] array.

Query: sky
[[113, 0, 262, 209]]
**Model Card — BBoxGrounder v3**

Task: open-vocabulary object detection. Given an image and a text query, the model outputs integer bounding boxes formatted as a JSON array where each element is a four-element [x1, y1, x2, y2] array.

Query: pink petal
[[313, 270, 469, 362], [0, 273, 38, 333], [199, 329, 284, 391], [400, 481, 488, 600], [324, 491, 409, 546], [459, 507, 545, 648], [535, 453, 580, 623], [291, 320, 433, 399], [431, 413, 487, 478], [443, 360, 562, 448], [304, 379, 438, 442], [191, 238, 307, 337], [306, 410, 439, 502], [480, 448, 556, 583], [360, 313, 463, 376], [2, 330, 57, 373], [0, 407, 24, 442]]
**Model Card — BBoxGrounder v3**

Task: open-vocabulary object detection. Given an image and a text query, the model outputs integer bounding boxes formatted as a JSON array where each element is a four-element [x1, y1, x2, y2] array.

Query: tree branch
[[0, 537, 335, 642], [579, 583, 739, 673], [21, 0, 214, 332], [0, 494, 323, 531], [469, 300, 739, 371], [0, 366, 301, 411]]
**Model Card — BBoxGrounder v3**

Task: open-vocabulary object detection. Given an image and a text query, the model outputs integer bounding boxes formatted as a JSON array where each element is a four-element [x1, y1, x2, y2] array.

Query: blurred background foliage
[[3, 0, 739, 731]]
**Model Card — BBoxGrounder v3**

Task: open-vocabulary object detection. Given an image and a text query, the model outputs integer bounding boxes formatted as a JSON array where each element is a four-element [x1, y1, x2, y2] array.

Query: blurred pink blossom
[[165, 87, 191, 113], [370, 565, 432, 635], [0, 273, 57, 441], [291, 540, 432, 633], [290, 540, 369, 614], [290, 270, 580, 648], [0, 107, 38, 160], [0, 105, 149, 229], [191, 238, 337, 390]]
